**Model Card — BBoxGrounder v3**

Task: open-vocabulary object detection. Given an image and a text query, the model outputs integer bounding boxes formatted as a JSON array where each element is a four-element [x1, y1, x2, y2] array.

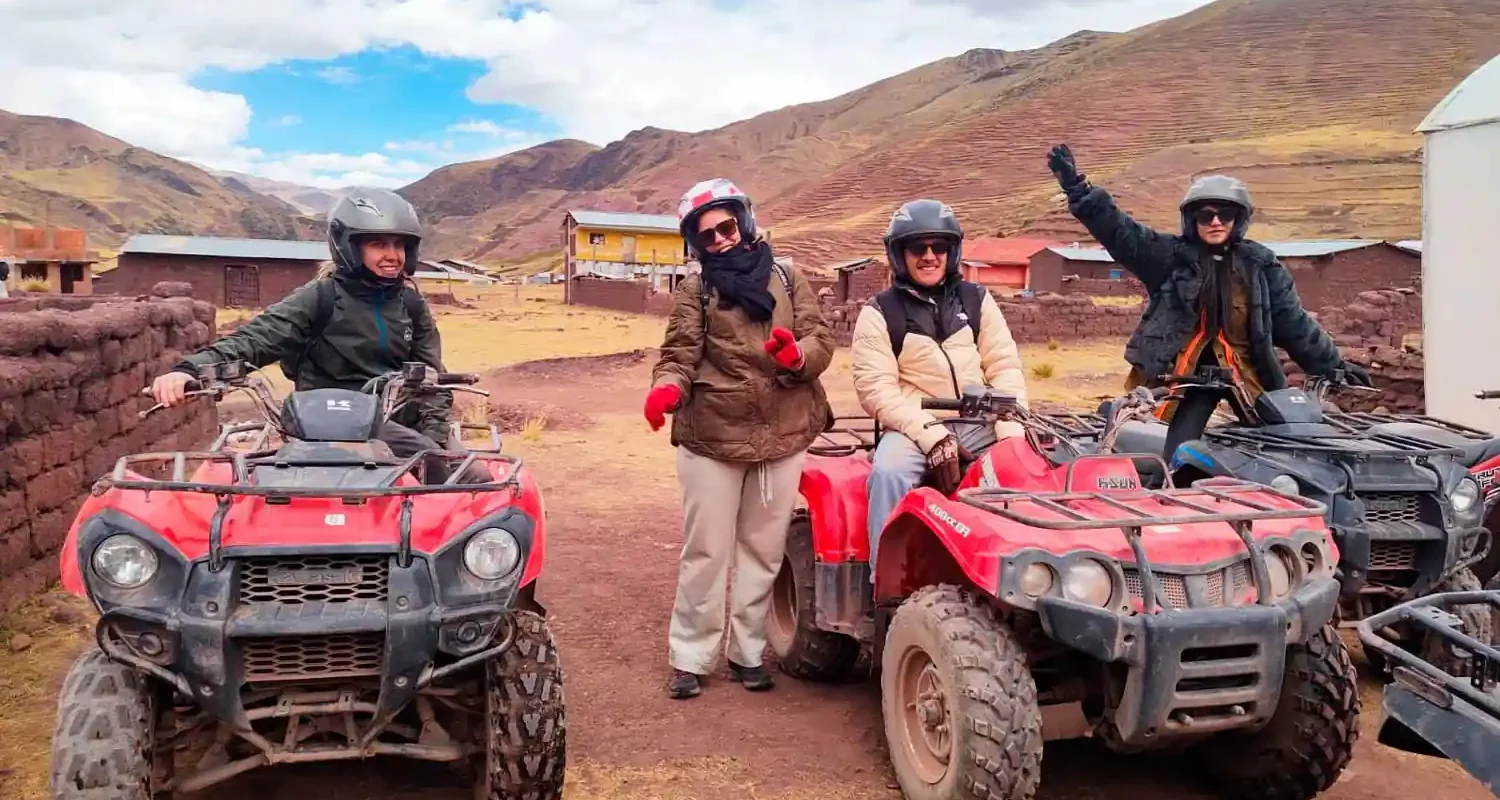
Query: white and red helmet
[[677, 178, 756, 254]]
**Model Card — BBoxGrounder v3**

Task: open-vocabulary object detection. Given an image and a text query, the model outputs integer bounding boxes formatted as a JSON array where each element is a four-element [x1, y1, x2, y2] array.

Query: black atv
[[1356, 583, 1500, 798], [1041, 366, 1493, 676]]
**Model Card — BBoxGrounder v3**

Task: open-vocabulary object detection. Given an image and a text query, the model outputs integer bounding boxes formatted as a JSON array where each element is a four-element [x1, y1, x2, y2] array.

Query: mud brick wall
[[823, 292, 1146, 347], [1281, 289, 1425, 413], [570, 277, 653, 315], [1058, 276, 1147, 299], [0, 284, 220, 613]]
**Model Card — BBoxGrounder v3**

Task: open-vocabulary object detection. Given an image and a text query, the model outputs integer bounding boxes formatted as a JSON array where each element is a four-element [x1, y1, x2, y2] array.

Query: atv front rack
[[1356, 591, 1500, 793], [958, 480, 1327, 613], [1325, 410, 1494, 442], [98, 449, 525, 571], [1203, 425, 1467, 459]]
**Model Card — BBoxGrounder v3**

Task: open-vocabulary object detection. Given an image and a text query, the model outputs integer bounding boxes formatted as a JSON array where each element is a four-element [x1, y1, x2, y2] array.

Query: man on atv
[[149, 188, 482, 483], [851, 199, 1029, 573], [1046, 144, 1372, 458]]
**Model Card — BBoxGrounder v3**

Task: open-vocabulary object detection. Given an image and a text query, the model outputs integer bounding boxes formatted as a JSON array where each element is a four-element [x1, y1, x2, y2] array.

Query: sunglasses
[[695, 218, 739, 249], [1192, 206, 1239, 226], [903, 240, 953, 258]]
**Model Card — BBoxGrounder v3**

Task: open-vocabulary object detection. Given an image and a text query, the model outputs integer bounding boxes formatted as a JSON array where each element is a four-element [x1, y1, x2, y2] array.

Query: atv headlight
[[1450, 477, 1480, 515], [1263, 546, 1297, 600], [1061, 560, 1114, 607], [462, 528, 521, 580], [92, 535, 159, 589], [1269, 474, 1300, 496]]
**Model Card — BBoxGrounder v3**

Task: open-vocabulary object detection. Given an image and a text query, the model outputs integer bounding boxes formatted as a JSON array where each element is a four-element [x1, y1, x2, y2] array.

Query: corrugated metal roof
[[1418, 53, 1500, 133], [966, 237, 1062, 265], [1394, 240, 1422, 255], [567, 209, 680, 233], [121, 234, 329, 261], [1266, 239, 1381, 258], [1045, 246, 1116, 262]]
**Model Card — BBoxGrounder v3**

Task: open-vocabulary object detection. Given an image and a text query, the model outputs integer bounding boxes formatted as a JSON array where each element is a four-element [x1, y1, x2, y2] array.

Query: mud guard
[[873, 489, 1002, 602], [799, 454, 874, 563]]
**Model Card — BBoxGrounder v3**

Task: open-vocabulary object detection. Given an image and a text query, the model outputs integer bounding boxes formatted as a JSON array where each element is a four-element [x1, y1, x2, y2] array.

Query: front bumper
[[1332, 520, 1490, 595], [93, 552, 518, 734], [1036, 577, 1339, 745]]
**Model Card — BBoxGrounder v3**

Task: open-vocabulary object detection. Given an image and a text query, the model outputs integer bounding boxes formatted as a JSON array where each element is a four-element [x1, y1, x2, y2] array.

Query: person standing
[[644, 178, 835, 700]]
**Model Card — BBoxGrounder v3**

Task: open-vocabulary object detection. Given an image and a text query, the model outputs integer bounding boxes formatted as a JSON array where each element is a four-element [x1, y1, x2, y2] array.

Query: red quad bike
[[767, 385, 1360, 800], [48, 360, 566, 799]]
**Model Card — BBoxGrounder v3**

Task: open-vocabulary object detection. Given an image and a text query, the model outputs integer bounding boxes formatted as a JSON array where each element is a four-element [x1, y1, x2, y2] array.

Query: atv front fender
[[873, 489, 1001, 602]]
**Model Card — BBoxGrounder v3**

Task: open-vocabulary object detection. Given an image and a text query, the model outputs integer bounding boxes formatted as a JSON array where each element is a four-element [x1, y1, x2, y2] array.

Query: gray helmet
[[883, 199, 964, 283], [327, 188, 423, 278], [1179, 175, 1254, 242]]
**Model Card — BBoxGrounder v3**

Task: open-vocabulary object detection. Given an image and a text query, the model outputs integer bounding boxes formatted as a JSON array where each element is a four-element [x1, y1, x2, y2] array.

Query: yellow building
[[561, 209, 688, 303]]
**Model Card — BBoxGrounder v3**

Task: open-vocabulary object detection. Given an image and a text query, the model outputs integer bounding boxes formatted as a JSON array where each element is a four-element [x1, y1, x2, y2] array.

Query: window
[[1108, 268, 1123, 280], [588, 232, 606, 246]]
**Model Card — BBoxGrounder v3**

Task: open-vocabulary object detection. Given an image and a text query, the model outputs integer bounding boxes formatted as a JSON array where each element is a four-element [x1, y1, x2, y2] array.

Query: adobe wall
[[824, 292, 1145, 347], [1057, 276, 1147, 298], [0, 284, 220, 613], [1281, 288, 1425, 413]]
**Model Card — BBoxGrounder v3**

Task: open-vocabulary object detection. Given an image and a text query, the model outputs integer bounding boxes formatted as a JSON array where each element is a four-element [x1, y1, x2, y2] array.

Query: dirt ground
[[0, 287, 1491, 800]]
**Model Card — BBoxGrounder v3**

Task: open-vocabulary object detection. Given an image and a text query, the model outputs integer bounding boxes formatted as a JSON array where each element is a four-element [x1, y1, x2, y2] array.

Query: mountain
[[208, 169, 343, 216], [400, 0, 1500, 265], [0, 110, 314, 249]]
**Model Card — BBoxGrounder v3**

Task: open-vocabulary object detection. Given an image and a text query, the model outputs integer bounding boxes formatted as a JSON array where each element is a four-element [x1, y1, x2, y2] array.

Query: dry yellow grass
[[0, 595, 95, 800]]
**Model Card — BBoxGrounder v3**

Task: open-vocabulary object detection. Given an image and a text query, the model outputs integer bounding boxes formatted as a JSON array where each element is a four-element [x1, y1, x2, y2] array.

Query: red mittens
[[763, 327, 804, 370], [643, 385, 683, 431]]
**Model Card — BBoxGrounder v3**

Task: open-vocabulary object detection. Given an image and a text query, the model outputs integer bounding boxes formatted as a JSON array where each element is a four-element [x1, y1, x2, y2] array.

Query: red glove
[[763, 327, 804, 370], [643, 385, 682, 431]]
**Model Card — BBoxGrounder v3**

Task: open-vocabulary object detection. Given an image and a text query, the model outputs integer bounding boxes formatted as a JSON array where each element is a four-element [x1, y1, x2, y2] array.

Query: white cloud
[[0, 0, 1215, 188], [272, 114, 302, 126], [316, 65, 362, 85]]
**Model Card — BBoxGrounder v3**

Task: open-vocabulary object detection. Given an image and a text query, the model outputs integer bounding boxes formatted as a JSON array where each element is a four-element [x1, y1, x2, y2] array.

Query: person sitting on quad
[[1045, 144, 1372, 457], [851, 198, 1028, 573], [644, 177, 836, 700], [149, 188, 483, 484]]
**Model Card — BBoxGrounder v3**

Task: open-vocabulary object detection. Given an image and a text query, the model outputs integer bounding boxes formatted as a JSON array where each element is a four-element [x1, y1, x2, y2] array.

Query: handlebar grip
[[437, 372, 479, 385], [920, 398, 963, 411], [1476, 390, 1500, 400]]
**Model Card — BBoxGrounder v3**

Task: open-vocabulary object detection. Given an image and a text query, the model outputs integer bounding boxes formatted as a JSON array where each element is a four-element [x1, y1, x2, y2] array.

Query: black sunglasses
[[903, 240, 953, 258], [1191, 206, 1239, 226], [695, 218, 739, 249]]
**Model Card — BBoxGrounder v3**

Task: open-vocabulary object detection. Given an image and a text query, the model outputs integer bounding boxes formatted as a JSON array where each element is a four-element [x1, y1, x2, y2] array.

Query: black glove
[[1048, 144, 1086, 191], [1337, 361, 1373, 388], [926, 435, 975, 496]]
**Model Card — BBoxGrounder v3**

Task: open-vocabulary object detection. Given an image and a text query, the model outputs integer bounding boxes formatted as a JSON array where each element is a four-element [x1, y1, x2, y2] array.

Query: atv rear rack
[[958, 480, 1327, 613], [1203, 425, 1467, 460], [1324, 410, 1494, 442], [807, 416, 878, 457], [98, 449, 525, 571]]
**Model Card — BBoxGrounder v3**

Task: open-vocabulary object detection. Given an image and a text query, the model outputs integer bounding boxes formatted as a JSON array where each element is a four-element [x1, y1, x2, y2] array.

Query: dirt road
[[2, 349, 1492, 800]]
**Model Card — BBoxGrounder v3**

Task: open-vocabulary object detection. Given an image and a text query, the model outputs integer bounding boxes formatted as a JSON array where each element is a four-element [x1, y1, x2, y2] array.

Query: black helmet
[[327, 188, 423, 279], [1179, 175, 1254, 242], [883, 199, 963, 283]]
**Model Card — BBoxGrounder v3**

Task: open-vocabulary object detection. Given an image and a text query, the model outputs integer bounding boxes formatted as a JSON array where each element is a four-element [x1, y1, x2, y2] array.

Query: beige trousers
[[668, 446, 807, 674]]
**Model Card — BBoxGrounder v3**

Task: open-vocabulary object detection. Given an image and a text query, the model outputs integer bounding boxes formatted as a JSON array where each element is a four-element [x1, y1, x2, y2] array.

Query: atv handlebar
[[1476, 390, 1500, 400]]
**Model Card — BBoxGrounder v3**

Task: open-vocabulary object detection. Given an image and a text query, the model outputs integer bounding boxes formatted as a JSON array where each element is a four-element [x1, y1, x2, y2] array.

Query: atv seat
[[1112, 420, 1171, 460], [1367, 422, 1500, 468]]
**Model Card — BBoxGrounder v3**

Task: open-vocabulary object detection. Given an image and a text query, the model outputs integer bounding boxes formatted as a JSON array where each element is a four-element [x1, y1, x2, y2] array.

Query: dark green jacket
[[175, 268, 452, 442]]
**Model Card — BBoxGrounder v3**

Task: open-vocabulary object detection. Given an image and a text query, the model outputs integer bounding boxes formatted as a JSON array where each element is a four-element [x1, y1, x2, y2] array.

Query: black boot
[[728, 661, 775, 691], [667, 669, 702, 699]]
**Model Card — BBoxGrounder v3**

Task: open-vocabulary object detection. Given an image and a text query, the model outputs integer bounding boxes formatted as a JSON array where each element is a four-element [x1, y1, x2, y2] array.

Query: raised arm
[[1048, 144, 1178, 288]]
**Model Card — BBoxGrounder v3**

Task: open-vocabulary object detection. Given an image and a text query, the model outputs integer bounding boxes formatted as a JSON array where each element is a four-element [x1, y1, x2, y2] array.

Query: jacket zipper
[[374, 293, 389, 353], [932, 292, 962, 397]]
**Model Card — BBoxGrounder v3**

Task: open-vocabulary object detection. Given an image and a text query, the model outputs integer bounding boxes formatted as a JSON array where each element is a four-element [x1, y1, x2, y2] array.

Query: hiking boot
[[728, 661, 775, 691], [667, 669, 702, 699]]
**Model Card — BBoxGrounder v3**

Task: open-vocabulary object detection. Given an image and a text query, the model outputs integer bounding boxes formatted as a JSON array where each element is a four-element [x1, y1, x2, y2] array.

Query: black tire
[[50, 648, 158, 800], [1199, 623, 1360, 800], [476, 611, 567, 800], [1421, 567, 1494, 676], [880, 584, 1043, 800], [1487, 572, 1500, 644], [766, 513, 861, 681]]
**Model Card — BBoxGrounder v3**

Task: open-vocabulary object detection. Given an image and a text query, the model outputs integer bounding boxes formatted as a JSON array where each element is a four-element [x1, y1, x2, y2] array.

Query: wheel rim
[[895, 642, 952, 784], [767, 556, 798, 656]]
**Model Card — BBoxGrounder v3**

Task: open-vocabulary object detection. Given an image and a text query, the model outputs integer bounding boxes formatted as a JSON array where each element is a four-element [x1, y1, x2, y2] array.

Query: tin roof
[[1266, 239, 1382, 258], [966, 237, 1062, 265], [1394, 240, 1422, 255], [121, 234, 329, 262], [566, 209, 680, 234], [1045, 246, 1116, 262]]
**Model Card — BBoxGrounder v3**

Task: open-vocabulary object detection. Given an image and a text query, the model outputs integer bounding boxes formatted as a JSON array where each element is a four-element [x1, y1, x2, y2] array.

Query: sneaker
[[667, 669, 702, 699], [727, 661, 775, 691]]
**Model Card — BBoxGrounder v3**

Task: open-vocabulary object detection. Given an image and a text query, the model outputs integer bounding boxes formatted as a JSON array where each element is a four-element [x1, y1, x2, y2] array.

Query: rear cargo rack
[[957, 480, 1327, 614], [1357, 591, 1500, 722], [1034, 410, 1108, 440], [1324, 410, 1495, 442], [1202, 425, 1467, 459], [98, 449, 524, 572], [807, 416, 878, 457]]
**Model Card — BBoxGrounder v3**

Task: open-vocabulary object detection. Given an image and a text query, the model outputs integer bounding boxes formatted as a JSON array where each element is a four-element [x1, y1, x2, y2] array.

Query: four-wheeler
[[767, 384, 1361, 800], [1052, 366, 1494, 676], [1356, 585, 1500, 798], [49, 359, 566, 799]]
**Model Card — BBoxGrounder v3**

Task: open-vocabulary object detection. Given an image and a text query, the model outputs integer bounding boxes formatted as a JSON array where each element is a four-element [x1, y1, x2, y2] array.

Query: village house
[[961, 237, 1062, 291], [0, 225, 99, 295], [561, 210, 689, 304], [101, 234, 328, 308]]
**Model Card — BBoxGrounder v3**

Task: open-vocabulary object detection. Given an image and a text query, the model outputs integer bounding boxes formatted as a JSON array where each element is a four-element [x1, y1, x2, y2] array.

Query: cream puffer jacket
[[850, 290, 1029, 453]]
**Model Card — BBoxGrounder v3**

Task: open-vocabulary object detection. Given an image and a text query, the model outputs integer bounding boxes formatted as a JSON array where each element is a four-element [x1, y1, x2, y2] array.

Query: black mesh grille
[[240, 632, 385, 683], [238, 555, 390, 605]]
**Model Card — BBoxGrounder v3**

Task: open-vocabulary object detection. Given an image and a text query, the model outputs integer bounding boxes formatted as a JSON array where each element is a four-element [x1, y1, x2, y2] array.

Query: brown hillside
[[0, 110, 312, 249], [404, 0, 1499, 265]]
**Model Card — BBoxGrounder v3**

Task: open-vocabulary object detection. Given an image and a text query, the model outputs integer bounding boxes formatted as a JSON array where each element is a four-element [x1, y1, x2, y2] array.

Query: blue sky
[[0, 0, 1216, 190]]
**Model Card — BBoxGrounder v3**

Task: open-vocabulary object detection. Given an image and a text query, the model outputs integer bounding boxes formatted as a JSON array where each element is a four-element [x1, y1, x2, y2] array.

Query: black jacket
[[175, 267, 451, 441], [1067, 185, 1342, 390]]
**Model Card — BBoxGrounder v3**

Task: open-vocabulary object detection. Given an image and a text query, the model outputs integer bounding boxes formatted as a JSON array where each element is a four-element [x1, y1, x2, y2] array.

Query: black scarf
[[700, 238, 776, 322], [1198, 246, 1234, 340]]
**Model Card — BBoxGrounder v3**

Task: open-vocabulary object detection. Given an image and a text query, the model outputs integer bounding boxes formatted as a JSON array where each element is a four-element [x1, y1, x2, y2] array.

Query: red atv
[[48, 360, 565, 799], [767, 386, 1360, 800]]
